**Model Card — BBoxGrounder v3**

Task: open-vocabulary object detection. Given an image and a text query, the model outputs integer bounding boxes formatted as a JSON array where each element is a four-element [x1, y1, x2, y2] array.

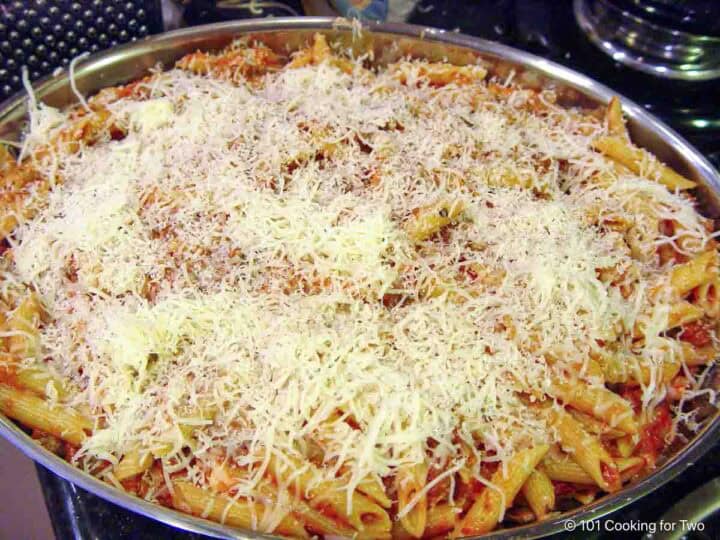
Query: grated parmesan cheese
[[8, 47, 714, 513]]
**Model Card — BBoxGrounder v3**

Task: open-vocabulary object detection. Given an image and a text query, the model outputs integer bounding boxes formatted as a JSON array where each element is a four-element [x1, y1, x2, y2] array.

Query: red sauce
[[30, 429, 63, 455], [552, 481, 576, 497], [382, 293, 402, 309], [0, 365, 19, 387], [620, 386, 643, 413], [63, 442, 79, 462], [115, 80, 145, 99], [426, 465, 451, 502], [430, 225, 453, 245], [121, 476, 142, 495], [636, 403, 672, 464], [659, 219, 675, 237], [313, 500, 345, 524], [458, 256, 479, 281], [479, 460, 500, 478], [600, 461, 620, 491], [155, 488, 173, 507], [467, 477, 485, 496], [679, 321, 712, 348]]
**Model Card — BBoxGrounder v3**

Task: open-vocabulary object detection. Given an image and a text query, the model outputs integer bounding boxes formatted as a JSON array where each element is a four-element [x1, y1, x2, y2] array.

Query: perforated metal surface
[[0, 0, 163, 98]]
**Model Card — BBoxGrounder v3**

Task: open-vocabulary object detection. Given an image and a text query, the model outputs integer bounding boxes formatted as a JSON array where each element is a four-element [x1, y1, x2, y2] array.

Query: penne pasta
[[568, 409, 626, 439], [212, 464, 360, 538], [405, 199, 465, 243], [0, 383, 90, 445], [311, 486, 391, 539], [521, 469, 555, 520], [14, 366, 66, 399], [425, 504, 458, 538], [541, 454, 595, 485], [597, 352, 680, 386], [616, 435, 636, 459], [114, 449, 153, 481], [396, 462, 429, 539], [172, 480, 309, 538], [254, 479, 357, 538], [694, 277, 720, 318], [549, 407, 620, 492], [269, 456, 391, 538], [7, 293, 47, 358], [680, 342, 718, 366], [0, 353, 67, 399], [541, 453, 644, 486], [606, 96, 627, 138], [0, 193, 31, 239], [592, 135, 697, 190], [356, 474, 392, 509], [394, 503, 459, 540], [618, 456, 646, 481], [667, 301, 705, 329], [390, 62, 487, 87], [0, 33, 716, 540], [670, 250, 718, 298], [550, 377, 637, 434], [453, 445, 549, 537], [573, 490, 598, 505]]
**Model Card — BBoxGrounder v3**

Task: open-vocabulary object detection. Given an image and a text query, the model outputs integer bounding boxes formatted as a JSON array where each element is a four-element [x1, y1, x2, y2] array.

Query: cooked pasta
[[0, 31, 717, 538]]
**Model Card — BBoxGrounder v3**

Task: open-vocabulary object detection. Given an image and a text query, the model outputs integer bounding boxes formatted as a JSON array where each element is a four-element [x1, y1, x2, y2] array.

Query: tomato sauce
[[636, 403, 672, 464], [121, 476, 142, 495], [552, 481, 576, 497], [679, 321, 713, 348], [600, 461, 620, 491]]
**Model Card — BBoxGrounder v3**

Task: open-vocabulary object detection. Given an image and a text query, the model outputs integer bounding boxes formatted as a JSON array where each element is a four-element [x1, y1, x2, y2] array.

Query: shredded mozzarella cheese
[[9, 51, 713, 504]]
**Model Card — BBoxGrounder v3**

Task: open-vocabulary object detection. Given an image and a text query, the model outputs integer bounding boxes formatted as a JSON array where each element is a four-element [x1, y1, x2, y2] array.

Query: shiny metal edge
[[573, 0, 720, 81], [0, 17, 718, 539], [644, 477, 720, 540], [0, 415, 266, 539]]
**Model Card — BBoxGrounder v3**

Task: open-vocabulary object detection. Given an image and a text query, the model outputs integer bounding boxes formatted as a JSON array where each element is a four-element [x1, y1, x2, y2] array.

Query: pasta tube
[[269, 455, 391, 537], [7, 293, 47, 358], [670, 250, 718, 297], [521, 469, 555, 519], [453, 445, 549, 537], [592, 135, 696, 190], [549, 407, 620, 492], [606, 96, 627, 137], [667, 301, 705, 329], [405, 200, 464, 243], [598, 352, 680, 386], [357, 474, 392, 509], [114, 449, 153, 481], [254, 479, 357, 538], [0, 383, 90, 445], [540, 455, 595, 485], [172, 480, 308, 538], [695, 277, 720, 318], [395, 462, 429, 538], [550, 377, 637, 434]]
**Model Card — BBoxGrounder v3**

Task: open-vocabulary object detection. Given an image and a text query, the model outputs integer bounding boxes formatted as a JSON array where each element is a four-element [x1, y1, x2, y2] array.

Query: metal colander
[[0, 0, 163, 99]]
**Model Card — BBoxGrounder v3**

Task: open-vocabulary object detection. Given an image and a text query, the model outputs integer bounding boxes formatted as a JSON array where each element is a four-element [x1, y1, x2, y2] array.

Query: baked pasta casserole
[[0, 32, 717, 538]]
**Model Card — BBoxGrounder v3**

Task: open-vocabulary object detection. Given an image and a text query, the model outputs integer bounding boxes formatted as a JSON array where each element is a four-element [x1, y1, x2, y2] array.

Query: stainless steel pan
[[0, 17, 718, 540]]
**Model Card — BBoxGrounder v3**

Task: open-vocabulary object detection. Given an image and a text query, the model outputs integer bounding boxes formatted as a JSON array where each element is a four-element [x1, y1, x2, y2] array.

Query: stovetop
[[404, 0, 720, 165], [28, 1, 720, 539]]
